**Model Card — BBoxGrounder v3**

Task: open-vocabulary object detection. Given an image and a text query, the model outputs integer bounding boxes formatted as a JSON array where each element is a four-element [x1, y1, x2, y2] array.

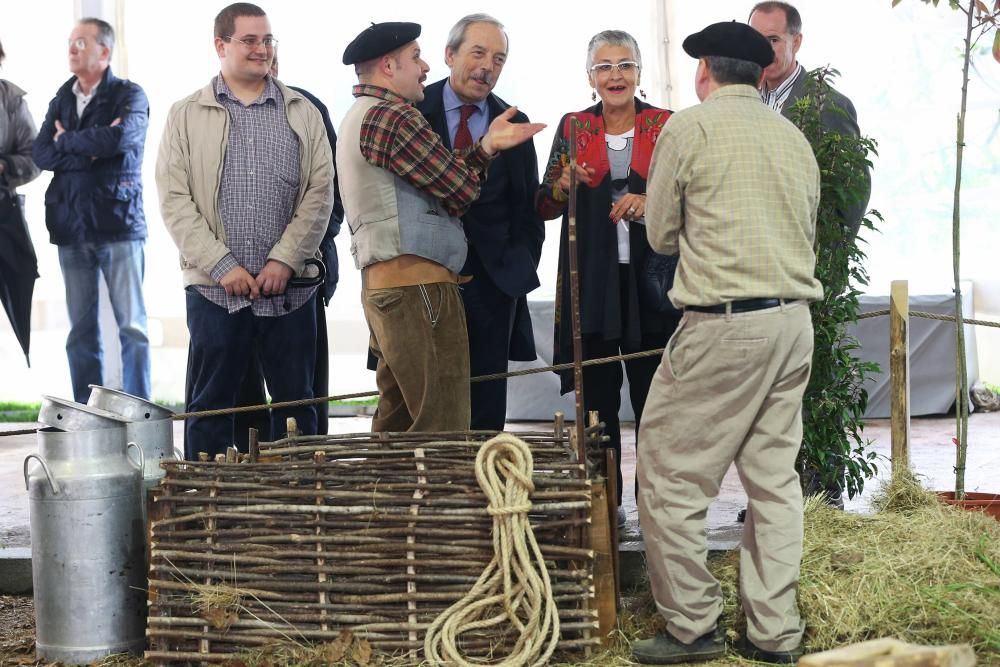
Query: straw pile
[[145, 429, 599, 664], [709, 472, 1000, 661]]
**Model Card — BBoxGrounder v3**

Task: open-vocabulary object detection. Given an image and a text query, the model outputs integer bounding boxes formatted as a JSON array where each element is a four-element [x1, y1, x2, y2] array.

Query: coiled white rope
[[423, 433, 561, 667]]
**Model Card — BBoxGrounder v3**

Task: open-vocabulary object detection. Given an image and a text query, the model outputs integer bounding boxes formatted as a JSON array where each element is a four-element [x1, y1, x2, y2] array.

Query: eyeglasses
[[68, 38, 89, 50], [224, 36, 278, 50], [589, 61, 640, 76]]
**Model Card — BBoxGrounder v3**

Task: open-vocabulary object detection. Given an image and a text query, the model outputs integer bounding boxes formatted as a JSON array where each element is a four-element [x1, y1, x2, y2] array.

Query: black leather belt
[[686, 298, 791, 314]]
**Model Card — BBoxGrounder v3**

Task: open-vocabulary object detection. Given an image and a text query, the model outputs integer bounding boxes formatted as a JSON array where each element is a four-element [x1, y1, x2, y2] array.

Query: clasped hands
[[220, 260, 292, 299], [557, 162, 646, 224]]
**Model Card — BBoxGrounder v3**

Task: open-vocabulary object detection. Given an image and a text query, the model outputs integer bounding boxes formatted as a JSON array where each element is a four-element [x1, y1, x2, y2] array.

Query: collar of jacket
[[195, 75, 306, 110], [563, 98, 671, 184], [58, 65, 119, 98], [419, 78, 513, 119]]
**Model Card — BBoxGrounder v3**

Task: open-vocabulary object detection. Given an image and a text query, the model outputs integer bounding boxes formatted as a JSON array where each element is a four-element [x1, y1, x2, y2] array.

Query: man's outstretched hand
[[481, 107, 545, 155]]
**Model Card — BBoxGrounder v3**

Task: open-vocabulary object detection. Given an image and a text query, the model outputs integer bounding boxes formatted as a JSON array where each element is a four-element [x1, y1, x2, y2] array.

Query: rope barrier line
[[423, 433, 560, 667], [4, 308, 1000, 437], [165, 348, 669, 421]]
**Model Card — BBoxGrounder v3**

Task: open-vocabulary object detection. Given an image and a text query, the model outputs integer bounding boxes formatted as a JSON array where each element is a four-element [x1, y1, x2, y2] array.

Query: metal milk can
[[25, 423, 147, 664], [87, 384, 176, 487]]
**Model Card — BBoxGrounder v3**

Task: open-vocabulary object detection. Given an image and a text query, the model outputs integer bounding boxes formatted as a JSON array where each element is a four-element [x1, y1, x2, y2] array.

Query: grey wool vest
[[336, 95, 467, 273]]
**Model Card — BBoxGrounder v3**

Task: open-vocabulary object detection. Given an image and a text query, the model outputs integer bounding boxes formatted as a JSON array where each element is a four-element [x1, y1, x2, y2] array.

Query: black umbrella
[[0, 192, 38, 366]]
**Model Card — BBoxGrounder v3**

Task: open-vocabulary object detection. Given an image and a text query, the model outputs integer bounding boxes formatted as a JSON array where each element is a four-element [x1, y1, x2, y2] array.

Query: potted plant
[[895, 0, 1000, 517]]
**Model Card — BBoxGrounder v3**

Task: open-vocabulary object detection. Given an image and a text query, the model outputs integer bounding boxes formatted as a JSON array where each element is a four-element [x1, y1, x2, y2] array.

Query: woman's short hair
[[586, 30, 642, 72]]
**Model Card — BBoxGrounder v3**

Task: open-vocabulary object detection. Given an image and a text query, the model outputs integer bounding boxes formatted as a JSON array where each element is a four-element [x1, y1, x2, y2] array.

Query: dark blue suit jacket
[[289, 85, 344, 304], [33, 67, 148, 246], [417, 79, 544, 360]]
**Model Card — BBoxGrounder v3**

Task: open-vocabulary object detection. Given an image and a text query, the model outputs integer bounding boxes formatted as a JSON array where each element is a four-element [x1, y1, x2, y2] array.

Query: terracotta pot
[[936, 491, 1000, 520]]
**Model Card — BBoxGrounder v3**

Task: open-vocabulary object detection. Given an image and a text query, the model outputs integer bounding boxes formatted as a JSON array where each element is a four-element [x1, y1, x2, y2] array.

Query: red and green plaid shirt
[[353, 84, 494, 218]]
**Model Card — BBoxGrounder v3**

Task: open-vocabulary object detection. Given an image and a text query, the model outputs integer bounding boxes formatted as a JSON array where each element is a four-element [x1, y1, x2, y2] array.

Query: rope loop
[[423, 433, 560, 667]]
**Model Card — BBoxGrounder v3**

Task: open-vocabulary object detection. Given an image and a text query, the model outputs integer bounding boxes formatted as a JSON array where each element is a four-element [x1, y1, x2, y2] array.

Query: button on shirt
[[443, 80, 488, 147], [196, 75, 313, 316]]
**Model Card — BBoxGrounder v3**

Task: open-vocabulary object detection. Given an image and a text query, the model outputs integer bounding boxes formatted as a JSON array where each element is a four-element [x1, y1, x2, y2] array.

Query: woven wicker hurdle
[[145, 423, 602, 664]]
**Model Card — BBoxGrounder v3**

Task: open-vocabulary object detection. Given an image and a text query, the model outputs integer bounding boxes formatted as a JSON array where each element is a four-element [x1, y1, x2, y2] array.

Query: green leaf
[[993, 30, 1000, 63], [892, 0, 904, 6]]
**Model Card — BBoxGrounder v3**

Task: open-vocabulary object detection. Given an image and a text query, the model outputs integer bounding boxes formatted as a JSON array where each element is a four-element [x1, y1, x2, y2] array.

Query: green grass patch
[[0, 401, 40, 422], [329, 397, 378, 407]]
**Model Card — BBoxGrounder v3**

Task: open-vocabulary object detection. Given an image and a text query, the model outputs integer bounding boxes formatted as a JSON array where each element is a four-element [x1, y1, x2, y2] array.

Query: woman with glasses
[[537, 30, 679, 526]]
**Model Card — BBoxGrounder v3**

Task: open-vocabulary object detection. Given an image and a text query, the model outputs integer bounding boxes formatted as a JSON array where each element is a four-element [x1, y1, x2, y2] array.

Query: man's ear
[[445, 46, 456, 69], [380, 54, 396, 77], [791, 32, 803, 57], [214, 37, 227, 60]]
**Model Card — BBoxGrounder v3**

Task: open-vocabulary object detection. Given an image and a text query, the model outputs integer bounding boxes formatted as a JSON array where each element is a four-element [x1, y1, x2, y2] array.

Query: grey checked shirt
[[195, 75, 315, 316]]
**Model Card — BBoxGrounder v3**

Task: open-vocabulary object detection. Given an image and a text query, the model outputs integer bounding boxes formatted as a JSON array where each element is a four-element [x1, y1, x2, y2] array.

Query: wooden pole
[[889, 280, 910, 474], [567, 118, 587, 459], [589, 477, 617, 646]]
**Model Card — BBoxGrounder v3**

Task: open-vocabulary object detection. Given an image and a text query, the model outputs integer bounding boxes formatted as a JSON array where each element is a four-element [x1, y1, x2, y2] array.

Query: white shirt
[[760, 63, 803, 113], [72, 79, 100, 117], [606, 129, 637, 263]]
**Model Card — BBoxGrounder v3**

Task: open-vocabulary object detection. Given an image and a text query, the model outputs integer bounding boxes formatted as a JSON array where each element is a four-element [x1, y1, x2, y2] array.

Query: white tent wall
[[0, 0, 996, 403]]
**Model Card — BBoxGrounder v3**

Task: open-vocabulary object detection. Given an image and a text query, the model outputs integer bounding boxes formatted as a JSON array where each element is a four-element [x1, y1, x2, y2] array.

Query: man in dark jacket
[[32, 18, 151, 403], [416, 14, 544, 430]]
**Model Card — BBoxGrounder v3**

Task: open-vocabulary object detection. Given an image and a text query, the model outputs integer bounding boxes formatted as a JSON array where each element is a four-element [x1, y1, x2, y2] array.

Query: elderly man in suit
[[415, 14, 544, 431]]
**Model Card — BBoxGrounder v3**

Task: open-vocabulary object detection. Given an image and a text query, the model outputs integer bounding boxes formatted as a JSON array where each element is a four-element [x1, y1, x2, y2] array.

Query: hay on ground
[[709, 475, 1000, 662]]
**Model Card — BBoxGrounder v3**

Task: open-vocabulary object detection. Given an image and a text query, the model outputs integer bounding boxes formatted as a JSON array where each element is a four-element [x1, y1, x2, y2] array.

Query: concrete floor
[[2, 410, 998, 589]]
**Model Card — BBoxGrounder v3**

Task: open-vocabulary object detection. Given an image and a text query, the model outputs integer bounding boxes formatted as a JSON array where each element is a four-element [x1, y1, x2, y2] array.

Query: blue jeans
[[57, 240, 151, 403], [184, 289, 317, 460]]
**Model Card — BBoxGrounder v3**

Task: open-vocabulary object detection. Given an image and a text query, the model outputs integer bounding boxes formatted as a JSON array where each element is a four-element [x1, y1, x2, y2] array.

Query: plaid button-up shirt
[[195, 75, 315, 316], [646, 84, 823, 307], [354, 84, 494, 218]]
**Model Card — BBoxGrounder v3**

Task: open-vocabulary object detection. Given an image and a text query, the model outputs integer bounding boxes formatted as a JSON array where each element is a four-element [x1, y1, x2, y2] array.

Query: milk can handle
[[23, 454, 61, 495], [126, 442, 145, 473]]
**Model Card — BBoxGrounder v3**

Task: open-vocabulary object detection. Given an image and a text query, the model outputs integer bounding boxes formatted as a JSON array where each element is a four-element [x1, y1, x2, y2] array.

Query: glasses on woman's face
[[590, 61, 640, 76], [224, 36, 279, 51]]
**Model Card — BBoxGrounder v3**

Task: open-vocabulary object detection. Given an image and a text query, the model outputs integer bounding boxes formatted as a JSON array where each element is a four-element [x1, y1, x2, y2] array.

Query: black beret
[[682, 21, 774, 69], [342, 22, 421, 66]]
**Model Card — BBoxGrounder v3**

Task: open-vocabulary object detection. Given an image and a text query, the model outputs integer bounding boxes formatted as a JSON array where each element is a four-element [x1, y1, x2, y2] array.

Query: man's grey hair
[[79, 17, 115, 53], [445, 14, 507, 53], [749, 1, 803, 36], [586, 30, 642, 71], [704, 55, 763, 87]]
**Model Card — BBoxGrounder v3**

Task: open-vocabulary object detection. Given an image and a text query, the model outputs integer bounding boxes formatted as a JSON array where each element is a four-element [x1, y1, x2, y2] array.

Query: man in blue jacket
[[33, 18, 151, 403]]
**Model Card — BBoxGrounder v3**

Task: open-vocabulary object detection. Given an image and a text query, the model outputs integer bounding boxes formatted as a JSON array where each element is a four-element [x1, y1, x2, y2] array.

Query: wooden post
[[889, 280, 911, 474], [589, 478, 617, 645]]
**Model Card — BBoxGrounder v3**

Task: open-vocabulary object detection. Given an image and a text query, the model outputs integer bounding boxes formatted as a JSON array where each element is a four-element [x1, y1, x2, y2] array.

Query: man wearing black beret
[[633, 21, 821, 665], [336, 22, 544, 433]]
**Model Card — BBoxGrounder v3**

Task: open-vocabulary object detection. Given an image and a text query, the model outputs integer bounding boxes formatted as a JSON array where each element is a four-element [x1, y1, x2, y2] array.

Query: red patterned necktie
[[453, 104, 477, 150]]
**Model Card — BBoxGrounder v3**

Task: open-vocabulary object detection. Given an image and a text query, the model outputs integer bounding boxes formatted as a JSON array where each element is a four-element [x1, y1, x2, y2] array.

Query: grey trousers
[[637, 301, 813, 652], [362, 282, 471, 433]]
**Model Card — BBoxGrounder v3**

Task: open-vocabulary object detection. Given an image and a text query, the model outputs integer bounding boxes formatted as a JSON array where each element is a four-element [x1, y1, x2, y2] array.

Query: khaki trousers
[[637, 301, 813, 652], [362, 282, 471, 432]]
